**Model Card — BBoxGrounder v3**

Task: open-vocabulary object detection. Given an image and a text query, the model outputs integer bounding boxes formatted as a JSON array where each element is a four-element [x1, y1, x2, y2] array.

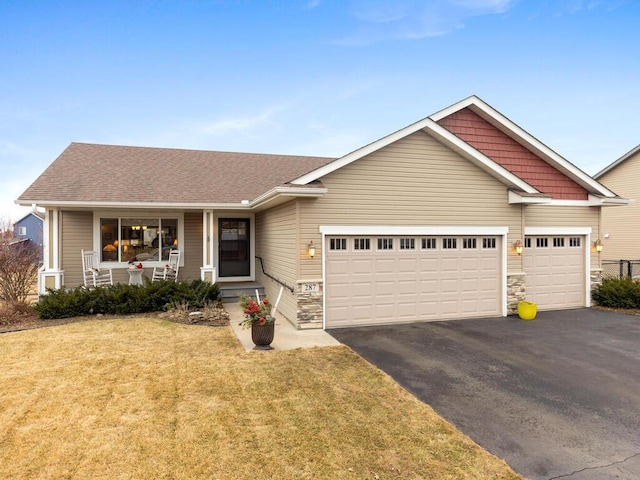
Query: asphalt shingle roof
[[18, 143, 335, 204]]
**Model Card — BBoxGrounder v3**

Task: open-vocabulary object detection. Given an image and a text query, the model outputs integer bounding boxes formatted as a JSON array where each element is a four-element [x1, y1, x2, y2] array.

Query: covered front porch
[[36, 208, 267, 293]]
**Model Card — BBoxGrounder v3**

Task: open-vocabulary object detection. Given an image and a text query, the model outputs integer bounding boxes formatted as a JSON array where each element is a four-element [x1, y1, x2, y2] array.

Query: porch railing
[[255, 256, 295, 293]]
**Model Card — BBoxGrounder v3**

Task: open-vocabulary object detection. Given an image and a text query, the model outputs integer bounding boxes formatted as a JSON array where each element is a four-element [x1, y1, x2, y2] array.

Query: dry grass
[[0, 318, 522, 480]]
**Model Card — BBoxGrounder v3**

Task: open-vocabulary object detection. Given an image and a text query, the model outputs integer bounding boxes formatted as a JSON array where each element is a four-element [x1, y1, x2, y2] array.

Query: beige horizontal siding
[[181, 210, 203, 281], [61, 211, 94, 288], [300, 130, 523, 278], [598, 153, 640, 260], [255, 201, 298, 323], [525, 205, 600, 271]]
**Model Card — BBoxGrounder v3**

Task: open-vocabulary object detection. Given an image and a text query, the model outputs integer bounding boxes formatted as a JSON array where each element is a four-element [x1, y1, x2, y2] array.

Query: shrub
[[33, 280, 220, 319], [592, 277, 640, 308]]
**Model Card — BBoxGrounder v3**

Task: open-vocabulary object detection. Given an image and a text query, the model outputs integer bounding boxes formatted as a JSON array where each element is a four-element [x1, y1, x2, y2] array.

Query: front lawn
[[0, 318, 522, 479]]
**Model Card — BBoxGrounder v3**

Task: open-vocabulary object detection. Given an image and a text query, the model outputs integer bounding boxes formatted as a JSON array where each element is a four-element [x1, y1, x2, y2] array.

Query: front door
[[219, 218, 250, 277]]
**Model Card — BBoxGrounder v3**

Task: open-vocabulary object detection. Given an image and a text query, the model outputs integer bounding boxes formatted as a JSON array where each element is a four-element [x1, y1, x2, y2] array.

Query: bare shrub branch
[[0, 239, 41, 305]]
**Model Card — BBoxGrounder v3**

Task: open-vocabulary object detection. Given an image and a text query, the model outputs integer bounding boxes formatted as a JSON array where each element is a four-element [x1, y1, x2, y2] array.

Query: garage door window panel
[[353, 238, 371, 251], [482, 238, 497, 249], [463, 238, 477, 249], [443, 238, 457, 249], [399, 238, 416, 250], [569, 237, 581, 247], [330, 238, 347, 251], [553, 238, 565, 248], [422, 238, 437, 250], [377, 238, 394, 250]]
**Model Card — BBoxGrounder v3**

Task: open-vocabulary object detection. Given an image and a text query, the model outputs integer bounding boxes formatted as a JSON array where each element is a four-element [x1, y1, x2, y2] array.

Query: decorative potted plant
[[517, 300, 537, 321], [238, 293, 275, 350]]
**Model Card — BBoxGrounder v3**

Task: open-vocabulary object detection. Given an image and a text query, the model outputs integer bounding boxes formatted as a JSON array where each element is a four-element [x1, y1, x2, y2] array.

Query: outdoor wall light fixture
[[514, 240, 523, 255], [308, 241, 316, 259], [594, 239, 603, 253]]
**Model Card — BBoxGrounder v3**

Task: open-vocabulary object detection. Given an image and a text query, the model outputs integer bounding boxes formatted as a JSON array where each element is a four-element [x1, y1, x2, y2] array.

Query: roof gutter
[[16, 185, 328, 212]]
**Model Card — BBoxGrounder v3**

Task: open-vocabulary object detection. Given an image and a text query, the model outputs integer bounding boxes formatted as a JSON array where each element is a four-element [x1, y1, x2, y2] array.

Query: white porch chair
[[81, 249, 113, 288], [152, 250, 180, 282]]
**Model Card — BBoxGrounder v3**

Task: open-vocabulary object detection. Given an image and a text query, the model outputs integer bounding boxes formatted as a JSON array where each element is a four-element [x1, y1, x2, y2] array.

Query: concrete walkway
[[226, 303, 341, 351]]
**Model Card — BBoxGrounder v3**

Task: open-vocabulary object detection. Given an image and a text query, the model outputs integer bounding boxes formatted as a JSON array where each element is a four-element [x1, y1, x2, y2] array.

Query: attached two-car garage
[[324, 232, 504, 328], [324, 230, 589, 328]]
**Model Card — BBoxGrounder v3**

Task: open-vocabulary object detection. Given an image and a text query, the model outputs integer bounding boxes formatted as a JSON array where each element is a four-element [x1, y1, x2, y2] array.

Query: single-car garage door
[[325, 235, 502, 328], [523, 235, 585, 310]]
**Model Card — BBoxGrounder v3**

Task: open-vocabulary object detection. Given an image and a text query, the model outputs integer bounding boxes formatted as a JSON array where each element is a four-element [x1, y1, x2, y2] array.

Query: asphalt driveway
[[329, 309, 640, 480]]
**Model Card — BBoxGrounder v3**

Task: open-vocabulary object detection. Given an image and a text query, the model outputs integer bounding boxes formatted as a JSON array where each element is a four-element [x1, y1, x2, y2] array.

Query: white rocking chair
[[81, 249, 113, 288], [152, 250, 180, 282]]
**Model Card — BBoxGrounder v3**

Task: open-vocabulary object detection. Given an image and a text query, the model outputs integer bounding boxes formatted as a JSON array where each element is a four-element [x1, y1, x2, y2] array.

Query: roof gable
[[594, 144, 640, 179], [293, 95, 619, 201], [436, 107, 588, 200]]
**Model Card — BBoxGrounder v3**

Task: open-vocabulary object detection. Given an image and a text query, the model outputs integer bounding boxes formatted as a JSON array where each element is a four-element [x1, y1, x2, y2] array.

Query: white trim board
[[319, 226, 509, 236]]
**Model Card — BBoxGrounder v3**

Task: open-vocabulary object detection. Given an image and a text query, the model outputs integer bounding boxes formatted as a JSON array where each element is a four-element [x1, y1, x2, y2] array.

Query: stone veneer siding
[[296, 280, 323, 329], [507, 273, 526, 315]]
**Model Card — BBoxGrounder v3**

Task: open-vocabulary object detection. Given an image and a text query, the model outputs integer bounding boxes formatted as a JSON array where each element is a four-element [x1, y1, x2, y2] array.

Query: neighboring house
[[594, 144, 640, 261], [17, 96, 628, 329], [13, 211, 44, 260], [14, 211, 44, 244]]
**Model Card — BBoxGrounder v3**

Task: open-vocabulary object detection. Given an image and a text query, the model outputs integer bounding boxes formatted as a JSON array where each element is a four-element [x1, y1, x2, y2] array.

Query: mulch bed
[[0, 308, 230, 334]]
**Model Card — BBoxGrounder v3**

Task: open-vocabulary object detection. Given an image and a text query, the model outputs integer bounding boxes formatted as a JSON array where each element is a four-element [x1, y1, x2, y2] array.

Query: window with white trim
[[442, 238, 457, 249], [462, 238, 477, 249], [100, 217, 179, 263], [399, 238, 415, 250], [353, 238, 370, 250], [329, 238, 347, 251], [553, 237, 565, 248], [377, 238, 393, 250], [569, 237, 581, 247], [18, 226, 27, 236], [536, 238, 548, 248], [422, 238, 437, 250], [482, 238, 496, 249]]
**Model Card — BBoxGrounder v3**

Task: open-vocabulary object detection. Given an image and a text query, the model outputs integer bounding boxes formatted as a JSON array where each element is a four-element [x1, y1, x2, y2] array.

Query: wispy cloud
[[306, 0, 322, 9], [336, 0, 515, 45]]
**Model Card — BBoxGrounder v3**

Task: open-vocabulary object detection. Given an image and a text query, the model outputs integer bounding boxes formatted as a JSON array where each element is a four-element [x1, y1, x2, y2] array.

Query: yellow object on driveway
[[518, 301, 537, 320]]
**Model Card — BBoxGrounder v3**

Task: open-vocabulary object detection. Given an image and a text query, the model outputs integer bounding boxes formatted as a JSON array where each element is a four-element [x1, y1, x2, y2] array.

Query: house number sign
[[302, 283, 320, 292]]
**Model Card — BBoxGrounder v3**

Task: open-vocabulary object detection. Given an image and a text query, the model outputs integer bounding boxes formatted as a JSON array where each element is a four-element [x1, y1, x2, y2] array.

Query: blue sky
[[2, 0, 639, 220]]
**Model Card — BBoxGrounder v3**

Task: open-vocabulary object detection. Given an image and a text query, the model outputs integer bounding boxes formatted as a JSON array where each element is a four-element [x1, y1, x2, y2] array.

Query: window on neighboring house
[[18, 226, 27, 236], [100, 217, 179, 263]]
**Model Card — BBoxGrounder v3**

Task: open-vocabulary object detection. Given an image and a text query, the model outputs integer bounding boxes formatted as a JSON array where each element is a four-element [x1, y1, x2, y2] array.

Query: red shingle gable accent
[[437, 108, 588, 200]]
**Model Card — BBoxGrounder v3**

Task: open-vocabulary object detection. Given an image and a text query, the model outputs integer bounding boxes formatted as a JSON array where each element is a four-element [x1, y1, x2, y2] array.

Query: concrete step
[[219, 282, 266, 303]]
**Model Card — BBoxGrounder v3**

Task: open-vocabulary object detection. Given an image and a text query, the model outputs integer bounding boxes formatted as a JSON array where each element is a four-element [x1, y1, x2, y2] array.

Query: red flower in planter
[[238, 294, 274, 328]]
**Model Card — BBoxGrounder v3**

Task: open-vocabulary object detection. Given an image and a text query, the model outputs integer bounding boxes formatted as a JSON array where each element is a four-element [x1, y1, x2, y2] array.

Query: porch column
[[38, 207, 64, 294], [200, 210, 217, 282]]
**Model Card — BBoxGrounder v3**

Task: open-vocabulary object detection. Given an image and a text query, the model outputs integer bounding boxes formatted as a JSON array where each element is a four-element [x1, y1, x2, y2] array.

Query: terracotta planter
[[251, 322, 275, 350]]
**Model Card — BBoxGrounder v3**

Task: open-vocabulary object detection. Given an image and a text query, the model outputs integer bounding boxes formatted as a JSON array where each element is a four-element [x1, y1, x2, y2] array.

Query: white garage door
[[523, 236, 585, 310], [325, 235, 502, 328]]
